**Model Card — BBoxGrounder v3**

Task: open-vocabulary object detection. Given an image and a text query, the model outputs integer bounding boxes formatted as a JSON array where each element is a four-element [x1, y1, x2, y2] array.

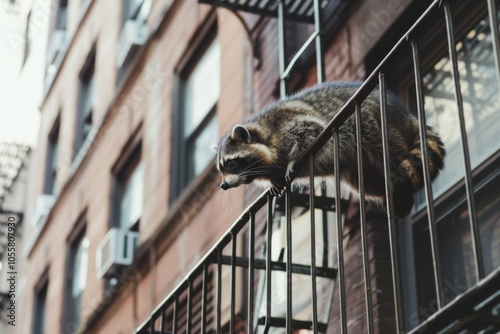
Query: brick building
[[22, 0, 500, 333]]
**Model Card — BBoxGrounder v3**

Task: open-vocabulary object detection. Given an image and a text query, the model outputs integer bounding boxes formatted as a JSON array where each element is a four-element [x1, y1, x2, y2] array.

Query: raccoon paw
[[285, 161, 296, 184], [270, 180, 285, 197]]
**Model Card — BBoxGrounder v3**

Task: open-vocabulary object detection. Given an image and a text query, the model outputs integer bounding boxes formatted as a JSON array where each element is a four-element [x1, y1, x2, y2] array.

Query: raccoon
[[213, 82, 445, 218]]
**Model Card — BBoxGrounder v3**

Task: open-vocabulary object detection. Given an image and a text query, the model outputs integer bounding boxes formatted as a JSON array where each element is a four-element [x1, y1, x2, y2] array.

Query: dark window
[[32, 280, 48, 334], [23, 11, 31, 65], [55, 0, 68, 31], [65, 230, 89, 333], [122, 0, 145, 23], [383, 2, 500, 329], [171, 33, 220, 199], [113, 147, 143, 232], [44, 117, 60, 195], [75, 50, 95, 155]]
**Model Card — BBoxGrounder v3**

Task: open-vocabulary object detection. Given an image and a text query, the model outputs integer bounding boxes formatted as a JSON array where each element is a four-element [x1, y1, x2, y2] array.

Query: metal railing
[[136, 0, 499, 333]]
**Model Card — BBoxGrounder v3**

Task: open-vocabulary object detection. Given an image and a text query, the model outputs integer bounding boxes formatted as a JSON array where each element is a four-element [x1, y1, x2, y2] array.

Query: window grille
[[136, 0, 500, 333]]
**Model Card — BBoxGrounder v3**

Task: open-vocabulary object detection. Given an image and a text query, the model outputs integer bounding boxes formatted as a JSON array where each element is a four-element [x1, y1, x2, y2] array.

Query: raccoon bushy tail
[[393, 126, 446, 218]]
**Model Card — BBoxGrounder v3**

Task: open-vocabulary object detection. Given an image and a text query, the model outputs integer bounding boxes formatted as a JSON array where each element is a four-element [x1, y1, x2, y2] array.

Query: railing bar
[[322, 187, 329, 268], [355, 100, 374, 333], [264, 195, 273, 334], [248, 213, 255, 334], [313, 0, 325, 83], [150, 312, 155, 334], [410, 39, 444, 308], [201, 263, 208, 334], [309, 154, 319, 334], [217, 248, 222, 334], [333, 129, 347, 333], [160, 306, 166, 334], [277, 0, 287, 97], [285, 184, 293, 331], [443, 1, 484, 281], [486, 0, 500, 87], [173, 294, 178, 334], [187, 278, 193, 333], [280, 31, 320, 80], [230, 232, 237, 334], [379, 72, 403, 333]]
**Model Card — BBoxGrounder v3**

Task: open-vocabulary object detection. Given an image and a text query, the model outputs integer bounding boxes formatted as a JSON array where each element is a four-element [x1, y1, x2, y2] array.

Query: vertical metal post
[[487, 0, 500, 87], [187, 279, 193, 333], [309, 154, 319, 334], [379, 72, 403, 333], [264, 195, 273, 334], [149, 313, 155, 334], [248, 213, 255, 334], [410, 39, 444, 308], [230, 232, 237, 334], [443, 1, 484, 281], [216, 248, 222, 334], [333, 129, 347, 333], [202, 263, 208, 333], [355, 100, 374, 333], [173, 294, 178, 334], [313, 0, 325, 83], [160, 307, 166, 334], [277, 0, 287, 97], [285, 184, 293, 332]]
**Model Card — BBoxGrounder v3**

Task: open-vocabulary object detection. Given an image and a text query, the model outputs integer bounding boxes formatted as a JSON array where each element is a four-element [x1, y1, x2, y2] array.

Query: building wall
[[25, 0, 247, 333]]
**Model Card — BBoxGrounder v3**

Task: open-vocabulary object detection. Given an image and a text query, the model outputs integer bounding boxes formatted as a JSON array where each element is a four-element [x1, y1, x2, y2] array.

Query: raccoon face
[[214, 124, 279, 190]]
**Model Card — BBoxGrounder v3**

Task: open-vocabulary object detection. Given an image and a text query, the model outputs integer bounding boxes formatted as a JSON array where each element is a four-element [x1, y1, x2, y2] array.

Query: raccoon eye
[[225, 160, 239, 173]]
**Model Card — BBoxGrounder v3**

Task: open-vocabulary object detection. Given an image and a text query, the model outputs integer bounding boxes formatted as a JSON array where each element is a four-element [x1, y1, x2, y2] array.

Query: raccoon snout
[[220, 181, 230, 190]]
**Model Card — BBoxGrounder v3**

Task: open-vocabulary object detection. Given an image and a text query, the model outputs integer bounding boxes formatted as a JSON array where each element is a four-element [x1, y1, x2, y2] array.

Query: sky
[[0, 2, 41, 147]]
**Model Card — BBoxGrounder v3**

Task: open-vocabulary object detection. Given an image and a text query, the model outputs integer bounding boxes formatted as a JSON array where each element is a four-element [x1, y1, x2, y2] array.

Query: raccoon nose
[[220, 181, 230, 190]]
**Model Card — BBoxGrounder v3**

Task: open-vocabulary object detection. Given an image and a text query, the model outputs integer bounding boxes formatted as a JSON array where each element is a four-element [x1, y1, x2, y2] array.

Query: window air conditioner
[[30, 194, 55, 226], [46, 29, 66, 66], [116, 19, 148, 68], [96, 228, 139, 278]]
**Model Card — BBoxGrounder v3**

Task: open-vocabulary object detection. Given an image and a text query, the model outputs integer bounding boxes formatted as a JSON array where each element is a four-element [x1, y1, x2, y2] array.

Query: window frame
[[75, 48, 96, 157], [32, 270, 49, 334], [63, 214, 88, 333], [110, 128, 143, 232], [366, 0, 500, 330], [170, 16, 219, 201], [44, 115, 60, 195]]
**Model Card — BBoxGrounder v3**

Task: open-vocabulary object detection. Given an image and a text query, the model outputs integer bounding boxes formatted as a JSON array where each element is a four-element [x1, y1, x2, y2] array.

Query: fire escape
[[136, 0, 500, 333]]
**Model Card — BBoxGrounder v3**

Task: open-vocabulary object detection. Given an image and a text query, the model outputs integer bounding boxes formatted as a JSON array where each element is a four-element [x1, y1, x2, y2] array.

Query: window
[[388, 3, 500, 329], [65, 231, 89, 333], [55, 0, 68, 31], [32, 277, 48, 334], [113, 147, 143, 231], [172, 35, 220, 198], [44, 117, 60, 195], [76, 51, 95, 155], [122, 0, 146, 23]]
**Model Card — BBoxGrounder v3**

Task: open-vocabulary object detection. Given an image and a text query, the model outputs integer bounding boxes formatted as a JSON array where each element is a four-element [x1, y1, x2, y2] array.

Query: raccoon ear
[[211, 145, 219, 152], [231, 125, 251, 143]]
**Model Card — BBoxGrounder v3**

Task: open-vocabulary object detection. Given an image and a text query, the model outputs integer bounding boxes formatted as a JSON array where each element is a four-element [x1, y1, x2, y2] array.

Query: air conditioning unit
[[46, 29, 66, 66], [96, 228, 139, 278], [31, 194, 55, 226], [116, 19, 148, 68]]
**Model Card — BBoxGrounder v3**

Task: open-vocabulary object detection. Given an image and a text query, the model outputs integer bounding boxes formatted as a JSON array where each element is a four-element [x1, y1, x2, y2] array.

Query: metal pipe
[[248, 213, 255, 333], [355, 100, 374, 333], [313, 0, 325, 83], [410, 39, 444, 308], [230, 232, 237, 334], [187, 278, 193, 333], [443, 1, 484, 281], [379, 72, 403, 333], [277, 0, 287, 97], [333, 129, 347, 333], [202, 263, 208, 333], [309, 154, 319, 334], [217, 248, 222, 334], [487, 0, 500, 87], [285, 184, 293, 331], [264, 195, 273, 334]]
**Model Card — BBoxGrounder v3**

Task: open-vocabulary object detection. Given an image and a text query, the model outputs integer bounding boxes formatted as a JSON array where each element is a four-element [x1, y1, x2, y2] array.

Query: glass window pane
[[72, 237, 89, 297], [120, 162, 143, 229], [187, 115, 218, 179], [418, 17, 500, 203], [183, 40, 221, 137]]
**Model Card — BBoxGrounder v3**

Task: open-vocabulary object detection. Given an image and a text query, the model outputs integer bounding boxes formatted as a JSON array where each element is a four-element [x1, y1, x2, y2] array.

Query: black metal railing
[[136, 0, 500, 333]]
